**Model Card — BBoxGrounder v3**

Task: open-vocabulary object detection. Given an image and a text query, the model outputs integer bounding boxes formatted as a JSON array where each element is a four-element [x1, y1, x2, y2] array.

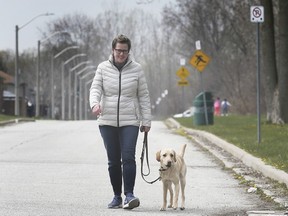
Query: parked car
[[173, 107, 194, 118]]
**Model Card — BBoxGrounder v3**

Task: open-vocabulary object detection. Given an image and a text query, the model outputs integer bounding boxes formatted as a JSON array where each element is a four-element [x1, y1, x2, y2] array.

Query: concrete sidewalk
[[166, 118, 288, 210]]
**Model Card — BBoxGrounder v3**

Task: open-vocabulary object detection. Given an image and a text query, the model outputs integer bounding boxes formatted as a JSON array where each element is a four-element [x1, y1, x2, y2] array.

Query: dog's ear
[[173, 150, 177, 162], [156, 151, 161, 162]]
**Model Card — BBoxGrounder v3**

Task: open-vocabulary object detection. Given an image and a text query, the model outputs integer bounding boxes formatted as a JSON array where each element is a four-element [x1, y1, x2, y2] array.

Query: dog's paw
[[172, 204, 178, 210], [160, 207, 166, 211], [180, 207, 185, 210]]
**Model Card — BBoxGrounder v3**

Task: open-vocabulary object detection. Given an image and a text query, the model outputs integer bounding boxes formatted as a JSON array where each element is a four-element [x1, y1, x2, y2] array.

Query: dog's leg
[[180, 176, 186, 210], [160, 181, 168, 211], [173, 181, 180, 210], [167, 182, 173, 208]]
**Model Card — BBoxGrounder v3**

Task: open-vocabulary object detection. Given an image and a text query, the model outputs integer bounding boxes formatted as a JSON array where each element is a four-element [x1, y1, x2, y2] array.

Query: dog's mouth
[[159, 166, 168, 171], [160, 162, 172, 170]]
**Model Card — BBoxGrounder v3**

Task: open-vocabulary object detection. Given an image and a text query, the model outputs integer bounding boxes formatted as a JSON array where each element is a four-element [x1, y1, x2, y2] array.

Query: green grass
[[175, 115, 288, 173], [0, 114, 36, 124], [0, 114, 17, 122]]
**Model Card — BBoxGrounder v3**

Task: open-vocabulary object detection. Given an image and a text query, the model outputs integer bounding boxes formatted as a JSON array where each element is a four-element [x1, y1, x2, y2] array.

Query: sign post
[[190, 45, 211, 125], [251, 6, 264, 144]]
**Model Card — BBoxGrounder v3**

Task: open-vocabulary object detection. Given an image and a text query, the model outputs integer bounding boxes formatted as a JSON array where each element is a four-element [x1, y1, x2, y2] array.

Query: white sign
[[180, 58, 186, 66], [195, 40, 201, 50], [250, 6, 264, 23]]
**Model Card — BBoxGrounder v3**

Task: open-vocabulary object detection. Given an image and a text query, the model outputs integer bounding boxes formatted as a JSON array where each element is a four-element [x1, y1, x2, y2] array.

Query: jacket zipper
[[113, 59, 132, 127], [117, 70, 121, 127]]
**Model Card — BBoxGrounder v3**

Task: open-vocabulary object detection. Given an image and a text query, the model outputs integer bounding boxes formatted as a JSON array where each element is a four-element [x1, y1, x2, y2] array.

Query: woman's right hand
[[92, 105, 101, 116]]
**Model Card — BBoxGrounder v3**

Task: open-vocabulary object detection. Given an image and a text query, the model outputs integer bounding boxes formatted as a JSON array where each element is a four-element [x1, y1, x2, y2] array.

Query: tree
[[162, 0, 257, 114], [161, 0, 288, 124], [261, 0, 279, 123], [261, 0, 288, 123], [277, 0, 288, 123], [39, 8, 173, 118]]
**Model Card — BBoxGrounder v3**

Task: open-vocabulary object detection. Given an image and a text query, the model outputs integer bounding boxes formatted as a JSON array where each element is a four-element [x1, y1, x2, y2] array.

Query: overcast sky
[[1, 0, 173, 52]]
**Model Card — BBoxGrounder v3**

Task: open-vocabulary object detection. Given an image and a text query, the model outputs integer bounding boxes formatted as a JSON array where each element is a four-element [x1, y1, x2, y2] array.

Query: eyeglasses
[[114, 49, 129, 55]]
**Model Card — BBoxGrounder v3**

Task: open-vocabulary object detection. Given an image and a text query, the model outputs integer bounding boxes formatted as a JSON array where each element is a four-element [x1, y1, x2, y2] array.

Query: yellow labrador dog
[[156, 144, 187, 211]]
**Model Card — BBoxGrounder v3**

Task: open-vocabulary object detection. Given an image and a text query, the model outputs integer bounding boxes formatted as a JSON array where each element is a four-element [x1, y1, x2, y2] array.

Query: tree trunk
[[261, 0, 279, 123], [278, 0, 288, 123]]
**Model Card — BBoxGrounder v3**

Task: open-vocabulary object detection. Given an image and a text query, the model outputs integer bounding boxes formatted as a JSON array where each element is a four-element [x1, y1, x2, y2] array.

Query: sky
[[0, 0, 174, 52]]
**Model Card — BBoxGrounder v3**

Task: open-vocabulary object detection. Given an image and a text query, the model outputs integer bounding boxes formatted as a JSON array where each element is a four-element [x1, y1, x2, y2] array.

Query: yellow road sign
[[190, 50, 211, 72], [176, 66, 190, 79], [178, 80, 189, 86]]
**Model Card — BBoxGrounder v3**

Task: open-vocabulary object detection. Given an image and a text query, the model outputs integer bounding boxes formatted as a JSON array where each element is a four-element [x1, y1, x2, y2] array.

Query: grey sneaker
[[108, 195, 122, 209], [123, 193, 140, 210]]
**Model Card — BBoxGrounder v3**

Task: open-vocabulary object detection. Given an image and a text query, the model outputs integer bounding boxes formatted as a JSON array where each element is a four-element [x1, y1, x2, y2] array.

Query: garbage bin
[[193, 91, 214, 125]]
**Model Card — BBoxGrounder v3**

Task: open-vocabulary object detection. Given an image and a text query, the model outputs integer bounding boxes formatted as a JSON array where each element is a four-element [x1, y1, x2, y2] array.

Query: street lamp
[[15, 12, 54, 116], [36, 31, 69, 117], [69, 61, 91, 120], [74, 66, 96, 120], [84, 80, 93, 120], [51, 46, 79, 119], [78, 71, 95, 120], [61, 53, 87, 120], [67, 57, 88, 120]]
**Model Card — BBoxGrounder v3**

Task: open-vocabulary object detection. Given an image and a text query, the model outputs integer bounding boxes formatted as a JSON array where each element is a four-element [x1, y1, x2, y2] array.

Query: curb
[[0, 118, 35, 126], [166, 118, 288, 188]]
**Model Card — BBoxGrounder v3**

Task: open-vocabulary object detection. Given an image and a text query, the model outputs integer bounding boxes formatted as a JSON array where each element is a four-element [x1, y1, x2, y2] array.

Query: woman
[[89, 34, 151, 210]]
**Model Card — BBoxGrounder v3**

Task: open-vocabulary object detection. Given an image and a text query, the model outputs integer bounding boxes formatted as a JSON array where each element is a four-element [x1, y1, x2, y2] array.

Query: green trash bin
[[193, 91, 214, 125]]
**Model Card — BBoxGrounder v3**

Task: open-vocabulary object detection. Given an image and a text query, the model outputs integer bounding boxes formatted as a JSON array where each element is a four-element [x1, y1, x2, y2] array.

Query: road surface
[[0, 120, 278, 215]]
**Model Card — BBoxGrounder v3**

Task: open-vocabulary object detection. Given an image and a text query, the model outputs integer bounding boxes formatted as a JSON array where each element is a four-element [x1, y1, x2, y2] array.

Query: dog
[[156, 144, 187, 211]]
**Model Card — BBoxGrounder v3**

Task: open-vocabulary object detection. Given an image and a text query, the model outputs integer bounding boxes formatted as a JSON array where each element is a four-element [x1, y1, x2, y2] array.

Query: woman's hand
[[140, 126, 150, 133], [92, 105, 101, 116]]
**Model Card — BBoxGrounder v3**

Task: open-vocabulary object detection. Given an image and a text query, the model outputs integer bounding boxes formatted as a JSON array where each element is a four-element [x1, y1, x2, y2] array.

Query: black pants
[[99, 125, 139, 196]]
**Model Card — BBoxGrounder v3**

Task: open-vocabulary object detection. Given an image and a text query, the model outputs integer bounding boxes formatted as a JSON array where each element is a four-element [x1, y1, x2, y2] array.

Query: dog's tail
[[179, 144, 187, 158]]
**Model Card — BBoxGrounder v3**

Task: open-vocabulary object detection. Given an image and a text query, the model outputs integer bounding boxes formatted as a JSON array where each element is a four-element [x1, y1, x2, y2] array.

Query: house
[[0, 70, 14, 115], [0, 70, 28, 116]]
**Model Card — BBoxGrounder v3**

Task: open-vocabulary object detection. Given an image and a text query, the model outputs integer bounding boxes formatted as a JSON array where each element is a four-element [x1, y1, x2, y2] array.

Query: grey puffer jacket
[[89, 54, 151, 128]]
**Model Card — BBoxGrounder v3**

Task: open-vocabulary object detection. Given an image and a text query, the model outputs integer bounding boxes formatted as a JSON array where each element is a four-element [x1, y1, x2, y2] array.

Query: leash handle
[[142, 132, 150, 176], [140, 132, 161, 184]]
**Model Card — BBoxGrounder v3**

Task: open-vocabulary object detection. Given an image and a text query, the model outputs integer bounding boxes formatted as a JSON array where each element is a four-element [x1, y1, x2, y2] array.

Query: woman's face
[[113, 43, 129, 64]]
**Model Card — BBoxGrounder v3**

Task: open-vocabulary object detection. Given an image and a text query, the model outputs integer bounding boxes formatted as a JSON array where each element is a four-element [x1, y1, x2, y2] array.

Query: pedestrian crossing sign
[[176, 66, 190, 79], [190, 50, 211, 72]]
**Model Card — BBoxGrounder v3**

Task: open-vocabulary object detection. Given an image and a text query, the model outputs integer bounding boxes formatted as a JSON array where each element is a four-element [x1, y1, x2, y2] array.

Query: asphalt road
[[0, 120, 279, 216]]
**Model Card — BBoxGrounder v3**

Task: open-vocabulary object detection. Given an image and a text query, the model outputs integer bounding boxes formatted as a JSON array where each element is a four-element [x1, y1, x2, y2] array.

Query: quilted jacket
[[89, 54, 151, 127]]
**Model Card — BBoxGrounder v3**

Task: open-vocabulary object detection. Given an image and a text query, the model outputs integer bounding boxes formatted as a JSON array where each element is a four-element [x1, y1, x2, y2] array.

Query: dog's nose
[[167, 161, 172, 167]]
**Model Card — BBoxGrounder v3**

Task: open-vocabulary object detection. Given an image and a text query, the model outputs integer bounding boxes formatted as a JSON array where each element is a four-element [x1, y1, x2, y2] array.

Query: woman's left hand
[[140, 126, 150, 132]]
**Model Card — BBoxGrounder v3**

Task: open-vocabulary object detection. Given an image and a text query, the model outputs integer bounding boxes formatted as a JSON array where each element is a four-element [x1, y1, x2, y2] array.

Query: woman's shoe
[[108, 195, 122, 209], [123, 193, 140, 210]]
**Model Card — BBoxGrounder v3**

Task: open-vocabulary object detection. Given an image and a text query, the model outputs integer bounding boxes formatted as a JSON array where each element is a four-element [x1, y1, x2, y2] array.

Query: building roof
[[0, 71, 14, 84]]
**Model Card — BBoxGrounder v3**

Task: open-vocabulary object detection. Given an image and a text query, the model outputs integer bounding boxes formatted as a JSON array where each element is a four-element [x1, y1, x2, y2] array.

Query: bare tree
[[38, 6, 173, 118], [162, 0, 258, 114]]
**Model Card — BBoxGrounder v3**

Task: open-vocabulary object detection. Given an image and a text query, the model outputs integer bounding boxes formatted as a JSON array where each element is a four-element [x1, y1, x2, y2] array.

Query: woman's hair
[[112, 34, 131, 51]]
